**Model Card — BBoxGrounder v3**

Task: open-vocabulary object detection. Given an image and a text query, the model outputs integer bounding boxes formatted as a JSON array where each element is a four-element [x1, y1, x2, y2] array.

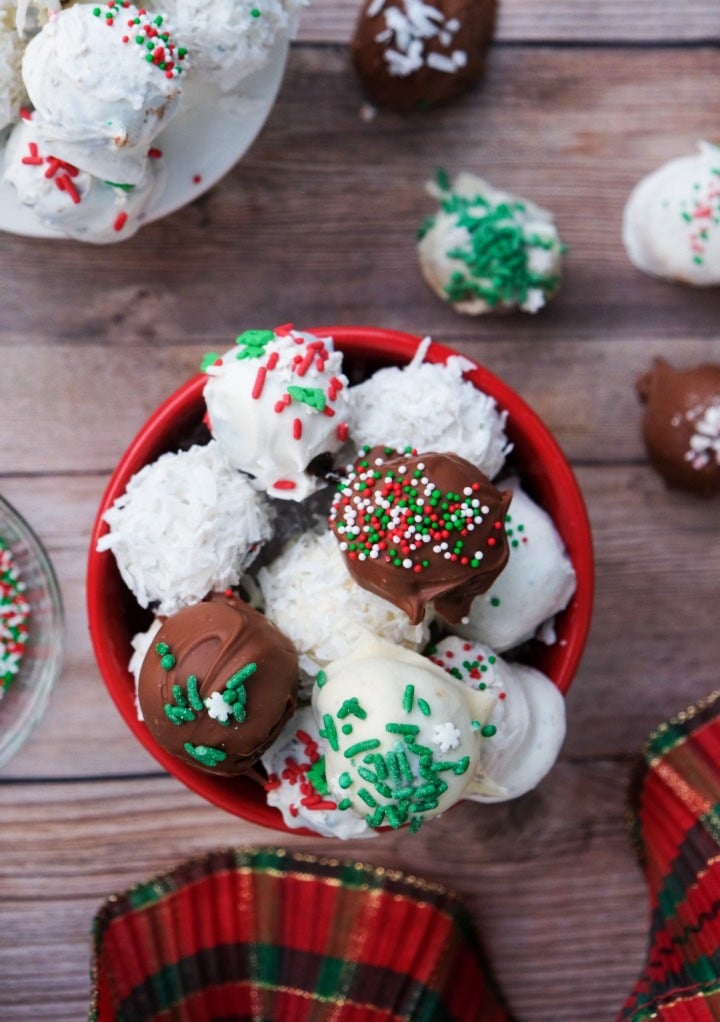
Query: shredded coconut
[[98, 441, 273, 615], [258, 529, 432, 693], [369, 0, 466, 78], [685, 403, 720, 470], [347, 345, 512, 479]]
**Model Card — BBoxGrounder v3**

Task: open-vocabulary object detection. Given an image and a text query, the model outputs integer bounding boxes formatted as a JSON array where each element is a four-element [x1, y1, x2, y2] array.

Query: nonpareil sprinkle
[[0, 538, 29, 696]]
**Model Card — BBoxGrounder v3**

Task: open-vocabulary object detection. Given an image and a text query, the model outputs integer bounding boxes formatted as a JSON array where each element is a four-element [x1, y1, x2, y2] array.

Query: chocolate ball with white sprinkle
[[351, 0, 497, 112]]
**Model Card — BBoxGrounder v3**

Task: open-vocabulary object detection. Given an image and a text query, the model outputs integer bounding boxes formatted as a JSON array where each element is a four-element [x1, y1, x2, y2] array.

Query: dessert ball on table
[[351, 0, 497, 112], [418, 170, 564, 315], [3, 115, 166, 243], [347, 338, 511, 480], [203, 326, 351, 501], [329, 445, 512, 625], [450, 480, 577, 651], [96, 441, 273, 615], [258, 528, 432, 691], [161, 0, 305, 93], [623, 142, 720, 286], [636, 358, 720, 498], [138, 593, 299, 775], [312, 636, 497, 832], [429, 636, 566, 801], [22, 2, 187, 184], [261, 706, 372, 838]]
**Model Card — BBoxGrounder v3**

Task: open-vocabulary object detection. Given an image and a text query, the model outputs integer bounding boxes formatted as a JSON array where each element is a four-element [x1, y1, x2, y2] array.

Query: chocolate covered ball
[[138, 593, 299, 775], [351, 0, 497, 113], [329, 445, 512, 624], [636, 358, 720, 498]]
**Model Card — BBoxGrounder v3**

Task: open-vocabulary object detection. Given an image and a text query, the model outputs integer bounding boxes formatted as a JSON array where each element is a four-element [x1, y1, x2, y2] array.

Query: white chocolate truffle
[[623, 142, 720, 286], [311, 636, 496, 832], [429, 636, 566, 801], [257, 529, 432, 693], [97, 441, 273, 616], [449, 479, 576, 652], [22, 3, 186, 184], [3, 116, 165, 243], [203, 327, 351, 501], [128, 617, 162, 720], [418, 171, 564, 315], [261, 707, 373, 839], [347, 337, 511, 480], [161, 0, 304, 93]]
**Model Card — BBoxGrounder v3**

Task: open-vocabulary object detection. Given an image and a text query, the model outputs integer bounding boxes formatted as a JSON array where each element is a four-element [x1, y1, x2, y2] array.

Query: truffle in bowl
[[87, 326, 594, 834]]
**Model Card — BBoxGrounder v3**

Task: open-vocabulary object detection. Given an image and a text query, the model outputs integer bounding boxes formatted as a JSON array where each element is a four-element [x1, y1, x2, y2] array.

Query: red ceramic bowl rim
[[87, 325, 594, 832]]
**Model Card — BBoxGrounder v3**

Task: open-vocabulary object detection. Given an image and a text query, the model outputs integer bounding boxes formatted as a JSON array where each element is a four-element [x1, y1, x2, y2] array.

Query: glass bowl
[[87, 326, 594, 831], [0, 494, 64, 769]]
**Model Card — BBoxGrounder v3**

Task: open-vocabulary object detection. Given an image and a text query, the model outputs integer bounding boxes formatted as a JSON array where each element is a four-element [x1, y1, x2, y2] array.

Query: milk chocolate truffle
[[138, 593, 299, 775], [329, 445, 512, 624], [636, 358, 720, 497], [351, 0, 497, 112]]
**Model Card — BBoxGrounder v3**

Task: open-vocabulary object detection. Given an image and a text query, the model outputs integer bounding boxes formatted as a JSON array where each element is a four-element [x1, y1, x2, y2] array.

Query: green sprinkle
[[402, 684, 414, 713], [357, 788, 378, 808], [337, 798, 353, 811], [232, 700, 247, 723], [385, 722, 419, 736], [226, 663, 257, 688], [409, 816, 424, 833], [417, 698, 431, 717], [337, 697, 367, 720], [184, 743, 226, 768], [367, 805, 386, 828], [341, 723, 353, 735], [321, 714, 339, 752], [316, 669, 328, 688], [186, 675, 203, 712], [481, 724, 497, 738], [436, 166, 451, 192], [160, 653, 176, 670], [453, 756, 470, 775], [171, 684, 187, 707], [200, 351, 221, 371], [338, 771, 353, 789], [344, 739, 381, 759]]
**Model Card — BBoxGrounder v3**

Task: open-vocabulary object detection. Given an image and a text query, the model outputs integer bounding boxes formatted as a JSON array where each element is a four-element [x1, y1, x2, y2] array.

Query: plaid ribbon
[[90, 847, 513, 1022], [619, 691, 720, 1021]]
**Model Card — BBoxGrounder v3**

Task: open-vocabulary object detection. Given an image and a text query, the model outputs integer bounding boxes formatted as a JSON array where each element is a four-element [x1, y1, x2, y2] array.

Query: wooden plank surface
[[2, 4, 720, 1021]]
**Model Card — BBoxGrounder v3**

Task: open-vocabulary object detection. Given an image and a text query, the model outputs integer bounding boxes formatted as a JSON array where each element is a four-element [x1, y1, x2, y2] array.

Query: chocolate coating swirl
[[329, 446, 512, 624], [138, 593, 299, 776]]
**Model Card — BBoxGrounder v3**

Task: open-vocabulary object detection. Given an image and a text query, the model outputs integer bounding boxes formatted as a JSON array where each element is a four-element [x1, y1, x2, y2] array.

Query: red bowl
[[87, 326, 594, 832]]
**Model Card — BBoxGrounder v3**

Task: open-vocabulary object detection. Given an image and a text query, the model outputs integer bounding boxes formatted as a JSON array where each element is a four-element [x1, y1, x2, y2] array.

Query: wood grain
[[297, 0, 720, 44], [1, 8, 719, 1022]]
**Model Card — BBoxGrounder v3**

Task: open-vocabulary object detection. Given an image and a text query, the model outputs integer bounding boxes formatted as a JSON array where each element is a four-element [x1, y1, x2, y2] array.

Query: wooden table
[[1, 2, 719, 1018]]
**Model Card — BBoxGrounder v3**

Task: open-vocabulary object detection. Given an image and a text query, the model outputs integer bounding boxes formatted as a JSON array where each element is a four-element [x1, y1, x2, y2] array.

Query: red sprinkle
[[266, 351, 279, 371], [148, 147, 163, 159], [252, 366, 267, 400], [274, 322, 294, 335], [113, 212, 128, 232], [273, 480, 297, 491], [292, 418, 303, 441], [336, 422, 349, 443]]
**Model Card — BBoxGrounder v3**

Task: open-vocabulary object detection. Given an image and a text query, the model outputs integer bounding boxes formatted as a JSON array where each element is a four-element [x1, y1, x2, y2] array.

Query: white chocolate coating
[[312, 636, 496, 831], [204, 328, 351, 501], [429, 636, 566, 801], [3, 116, 165, 242], [623, 142, 720, 286], [346, 338, 511, 480], [258, 528, 432, 693], [261, 706, 373, 839], [97, 440, 273, 615], [22, 3, 184, 184], [450, 479, 576, 652], [418, 171, 563, 315], [162, 0, 304, 93]]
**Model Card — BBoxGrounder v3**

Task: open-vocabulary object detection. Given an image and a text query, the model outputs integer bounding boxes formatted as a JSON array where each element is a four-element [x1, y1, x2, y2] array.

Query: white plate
[[0, 35, 290, 240]]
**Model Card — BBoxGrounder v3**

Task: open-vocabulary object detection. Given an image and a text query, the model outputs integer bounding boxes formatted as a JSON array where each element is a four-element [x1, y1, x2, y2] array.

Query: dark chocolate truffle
[[351, 0, 497, 113], [636, 358, 720, 498], [328, 445, 512, 624], [138, 593, 299, 775]]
